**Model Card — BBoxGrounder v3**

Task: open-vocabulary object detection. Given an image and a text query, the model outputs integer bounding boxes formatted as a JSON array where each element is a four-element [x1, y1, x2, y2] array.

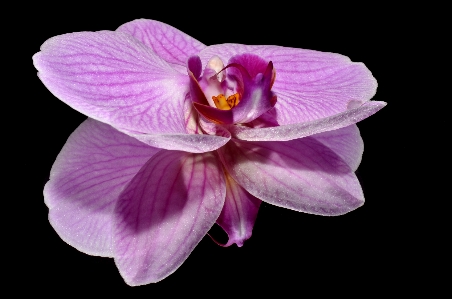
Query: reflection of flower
[[33, 19, 385, 286]]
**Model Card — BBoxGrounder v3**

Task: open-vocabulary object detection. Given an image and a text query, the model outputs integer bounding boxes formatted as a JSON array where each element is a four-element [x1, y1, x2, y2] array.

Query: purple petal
[[188, 64, 209, 105], [226, 61, 277, 124], [44, 119, 159, 257], [213, 171, 261, 247], [228, 53, 270, 79], [117, 19, 206, 72], [227, 101, 386, 141], [118, 130, 231, 153], [312, 125, 363, 172], [33, 31, 190, 137], [218, 138, 364, 216], [199, 44, 378, 124], [113, 150, 226, 286], [188, 55, 202, 79]]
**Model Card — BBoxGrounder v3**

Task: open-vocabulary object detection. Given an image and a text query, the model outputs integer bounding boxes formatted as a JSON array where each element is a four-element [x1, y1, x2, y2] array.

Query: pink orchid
[[33, 19, 386, 286]]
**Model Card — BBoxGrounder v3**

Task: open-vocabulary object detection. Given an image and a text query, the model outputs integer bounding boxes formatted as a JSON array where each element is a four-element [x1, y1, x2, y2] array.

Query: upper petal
[[117, 19, 206, 73], [44, 118, 159, 257], [113, 150, 226, 286], [33, 31, 190, 137], [218, 138, 364, 216], [199, 44, 378, 124]]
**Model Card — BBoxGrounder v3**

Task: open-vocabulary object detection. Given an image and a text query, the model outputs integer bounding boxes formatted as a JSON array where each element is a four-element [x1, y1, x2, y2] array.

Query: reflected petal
[[45, 119, 159, 257], [113, 150, 225, 285], [312, 125, 363, 172], [213, 171, 261, 247], [218, 138, 364, 216]]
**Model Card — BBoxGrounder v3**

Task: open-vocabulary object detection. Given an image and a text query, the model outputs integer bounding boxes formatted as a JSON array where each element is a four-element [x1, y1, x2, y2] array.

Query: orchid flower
[[33, 19, 386, 286]]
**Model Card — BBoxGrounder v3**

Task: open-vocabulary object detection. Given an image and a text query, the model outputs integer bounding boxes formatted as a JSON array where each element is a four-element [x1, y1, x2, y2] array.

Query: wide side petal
[[311, 125, 363, 172], [200, 44, 378, 124], [44, 118, 159, 257], [33, 31, 189, 136], [117, 19, 206, 71], [227, 101, 385, 142], [113, 150, 226, 286], [218, 138, 364, 216], [213, 171, 261, 247]]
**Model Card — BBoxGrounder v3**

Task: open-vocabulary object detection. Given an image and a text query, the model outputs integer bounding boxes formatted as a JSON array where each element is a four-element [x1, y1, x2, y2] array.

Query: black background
[[24, 3, 415, 296]]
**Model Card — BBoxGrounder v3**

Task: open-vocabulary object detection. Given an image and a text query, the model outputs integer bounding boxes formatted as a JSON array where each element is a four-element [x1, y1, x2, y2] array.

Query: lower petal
[[121, 131, 231, 153], [44, 119, 159, 257], [311, 125, 363, 172], [228, 101, 385, 142], [113, 150, 226, 286], [218, 138, 364, 216], [213, 171, 261, 247]]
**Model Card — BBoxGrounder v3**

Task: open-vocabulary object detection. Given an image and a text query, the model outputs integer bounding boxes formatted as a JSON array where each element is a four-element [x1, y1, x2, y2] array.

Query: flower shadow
[[115, 152, 206, 237]]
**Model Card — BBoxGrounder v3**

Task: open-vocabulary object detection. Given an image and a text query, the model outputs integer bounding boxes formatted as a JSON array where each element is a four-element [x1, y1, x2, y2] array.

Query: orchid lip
[[190, 55, 277, 125]]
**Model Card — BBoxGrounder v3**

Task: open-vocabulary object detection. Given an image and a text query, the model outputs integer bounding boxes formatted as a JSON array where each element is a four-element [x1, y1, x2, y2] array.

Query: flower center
[[212, 93, 240, 110], [188, 53, 277, 125]]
